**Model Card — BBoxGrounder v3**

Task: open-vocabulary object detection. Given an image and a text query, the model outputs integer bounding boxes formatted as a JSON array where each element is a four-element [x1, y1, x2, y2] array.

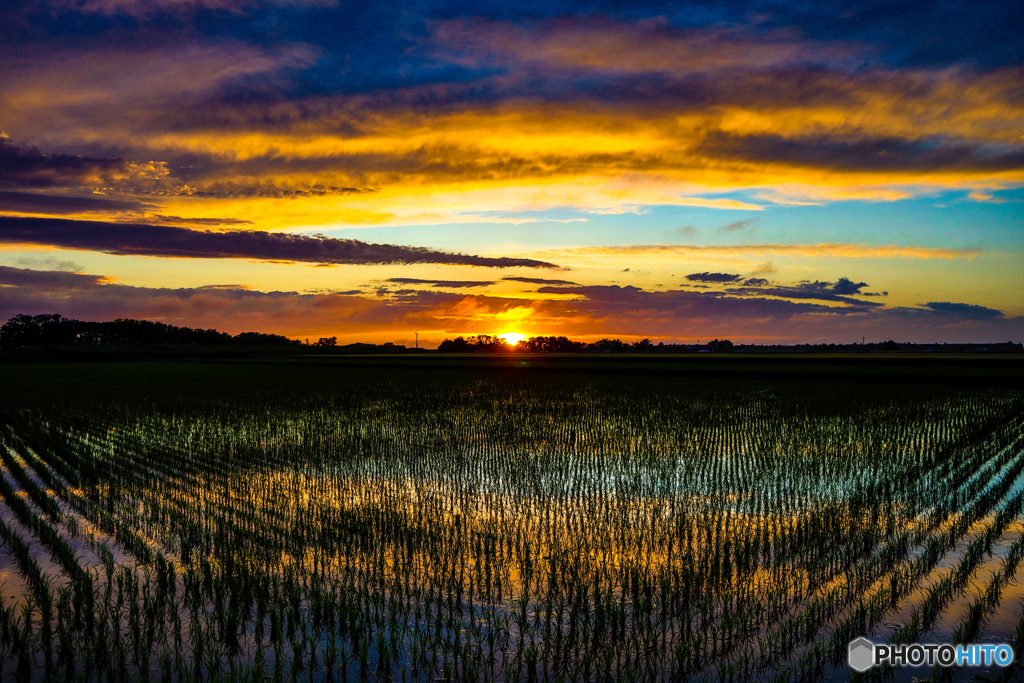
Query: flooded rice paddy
[[0, 361, 1022, 682]]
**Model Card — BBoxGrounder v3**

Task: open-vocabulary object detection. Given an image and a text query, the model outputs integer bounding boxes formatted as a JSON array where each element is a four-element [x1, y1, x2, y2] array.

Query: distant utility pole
[[415, 332, 418, 349]]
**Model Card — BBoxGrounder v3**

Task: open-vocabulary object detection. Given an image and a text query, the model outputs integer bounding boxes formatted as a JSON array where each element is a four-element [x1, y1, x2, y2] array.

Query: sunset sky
[[1, 0, 1022, 346]]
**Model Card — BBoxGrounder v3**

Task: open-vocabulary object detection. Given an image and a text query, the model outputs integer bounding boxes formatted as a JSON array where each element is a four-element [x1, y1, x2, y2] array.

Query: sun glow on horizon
[[498, 332, 528, 346]]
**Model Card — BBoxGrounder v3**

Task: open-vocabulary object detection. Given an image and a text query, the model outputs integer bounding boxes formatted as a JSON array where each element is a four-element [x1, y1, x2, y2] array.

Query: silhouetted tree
[[234, 331, 301, 345], [81, 318, 231, 345], [313, 336, 338, 347], [707, 339, 734, 353], [0, 313, 79, 347], [437, 337, 473, 352], [436, 335, 512, 352], [471, 335, 510, 352], [632, 338, 654, 353], [520, 336, 586, 352], [1, 313, 312, 348], [589, 338, 629, 353]]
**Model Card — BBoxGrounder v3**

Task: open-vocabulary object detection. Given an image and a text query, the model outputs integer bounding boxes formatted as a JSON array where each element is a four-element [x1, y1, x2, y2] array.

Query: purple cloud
[[0, 139, 125, 189], [0, 216, 560, 268], [685, 272, 742, 283], [502, 276, 579, 285]]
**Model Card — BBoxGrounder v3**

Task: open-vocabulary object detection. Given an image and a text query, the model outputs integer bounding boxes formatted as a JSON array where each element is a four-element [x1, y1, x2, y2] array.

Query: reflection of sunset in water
[[1, 361, 1023, 680]]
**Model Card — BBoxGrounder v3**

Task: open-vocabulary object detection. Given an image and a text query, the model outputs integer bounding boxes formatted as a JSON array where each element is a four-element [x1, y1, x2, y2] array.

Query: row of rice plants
[[0, 366, 1020, 681]]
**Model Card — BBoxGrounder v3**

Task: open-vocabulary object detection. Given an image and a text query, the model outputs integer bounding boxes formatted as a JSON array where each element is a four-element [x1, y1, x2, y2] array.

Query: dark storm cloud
[[180, 184, 378, 199], [922, 302, 1004, 320], [502, 276, 579, 285], [696, 131, 1024, 173], [0, 138, 382, 202], [0, 139, 126, 189], [528, 284, 1023, 338], [828, 277, 869, 295], [728, 277, 883, 306], [743, 0, 1024, 70], [0, 265, 109, 289], [684, 272, 742, 283], [0, 191, 151, 215], [6, 1, 1021, 72], [148, 215, 253, 226], [534, 284, 854, 317], [0, 216, 560, 268], [386, 278, 497, 288]]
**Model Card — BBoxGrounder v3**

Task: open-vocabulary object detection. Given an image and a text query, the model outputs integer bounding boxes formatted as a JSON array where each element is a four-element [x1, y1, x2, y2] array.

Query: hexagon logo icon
[[848, 637, 875, 672]]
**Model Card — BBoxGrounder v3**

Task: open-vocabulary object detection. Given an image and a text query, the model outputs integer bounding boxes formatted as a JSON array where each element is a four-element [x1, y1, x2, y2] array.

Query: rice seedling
[[0, 362, 1020, 681]]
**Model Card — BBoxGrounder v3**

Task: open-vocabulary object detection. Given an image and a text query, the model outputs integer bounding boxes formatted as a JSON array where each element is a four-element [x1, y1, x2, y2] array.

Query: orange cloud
[[0, 16, 1021, 227]]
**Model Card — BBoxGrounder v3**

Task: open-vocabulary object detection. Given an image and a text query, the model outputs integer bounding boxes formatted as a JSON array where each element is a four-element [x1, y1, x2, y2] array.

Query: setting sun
[[497, 332, 528, 346]]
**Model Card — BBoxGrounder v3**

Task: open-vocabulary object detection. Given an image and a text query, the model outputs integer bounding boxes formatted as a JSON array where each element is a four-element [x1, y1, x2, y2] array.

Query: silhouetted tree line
[[706, 338, 734, 352], [520, 336, 588, 352], [436, 335, 511, 353], [437, 334, 736, 353], [0, 313, 300, 348]]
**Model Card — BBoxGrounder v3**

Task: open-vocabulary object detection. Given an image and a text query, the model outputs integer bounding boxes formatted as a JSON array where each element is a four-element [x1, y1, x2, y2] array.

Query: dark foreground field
[[245, 352, 1024, 386], [1, 359, 1023, 682]]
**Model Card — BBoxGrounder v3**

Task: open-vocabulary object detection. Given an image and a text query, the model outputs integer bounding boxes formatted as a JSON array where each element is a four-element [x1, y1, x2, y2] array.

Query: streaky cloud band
[[0, 216, 559, 269]]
